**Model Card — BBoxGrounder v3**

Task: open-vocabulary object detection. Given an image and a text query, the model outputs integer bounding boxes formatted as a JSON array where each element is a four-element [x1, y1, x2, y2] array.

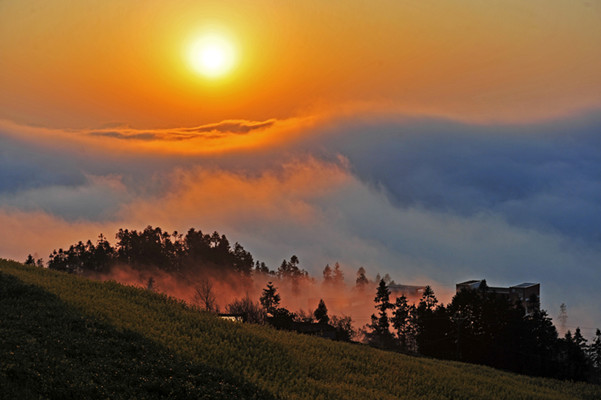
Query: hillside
[[1, 259, 599, 400]]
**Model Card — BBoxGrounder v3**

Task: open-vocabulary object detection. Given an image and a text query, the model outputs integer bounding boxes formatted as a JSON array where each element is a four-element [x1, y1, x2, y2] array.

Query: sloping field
[[1, 259, 599, 400]]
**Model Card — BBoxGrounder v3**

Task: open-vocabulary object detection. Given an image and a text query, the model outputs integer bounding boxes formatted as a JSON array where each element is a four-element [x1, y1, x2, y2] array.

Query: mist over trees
[[256, 281, 354, 341], [39, 225, 358, 340], [32, 225, 601, 383]]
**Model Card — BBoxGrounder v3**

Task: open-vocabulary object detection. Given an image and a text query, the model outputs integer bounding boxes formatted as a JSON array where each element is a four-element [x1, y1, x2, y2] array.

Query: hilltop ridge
[[1, 259, 600, 400]]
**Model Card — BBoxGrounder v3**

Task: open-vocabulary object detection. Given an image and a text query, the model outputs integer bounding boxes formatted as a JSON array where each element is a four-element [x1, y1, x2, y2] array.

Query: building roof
[[456, 280, 540, 292], [457, 280, 482, 285], [510, 283, 539, 289]]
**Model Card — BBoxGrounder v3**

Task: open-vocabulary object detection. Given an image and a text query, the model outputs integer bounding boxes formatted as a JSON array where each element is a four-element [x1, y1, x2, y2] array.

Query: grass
[[1, 259, 600, 400]]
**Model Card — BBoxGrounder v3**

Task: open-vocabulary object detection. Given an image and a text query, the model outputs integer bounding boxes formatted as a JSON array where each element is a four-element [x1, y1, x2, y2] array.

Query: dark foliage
[[38, 224, 601, 384], [259, 281, 281, 315], [314, 299, 329, 325], [226, 296, 266, 324], [367, 280, 600, 383], [365, 279, 395, 348], [258, 284, 353, 342], [47, 226, 263, 278]]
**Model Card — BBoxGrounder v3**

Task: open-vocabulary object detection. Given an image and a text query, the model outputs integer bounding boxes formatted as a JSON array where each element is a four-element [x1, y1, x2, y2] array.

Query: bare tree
[[225, 294, 266, 324], [194, 278, 218, 312]]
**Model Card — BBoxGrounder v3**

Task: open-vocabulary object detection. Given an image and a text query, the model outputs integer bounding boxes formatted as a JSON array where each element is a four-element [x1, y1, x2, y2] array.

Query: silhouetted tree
[[521, 294, 559, 377], [413, 286, 452, 358], [260, 282, 281, 315], [420, 286, 438, 310], [314, 299, 329, 325], [573, 327, 588, 353], [88, 234, 114, 274], [254, 260, 271, 275], [277, 255, 309, 294], [24, 254, 35, 265], [277, 255, 307, 279], [391, 294, 415, 352], [115, 226, 174, 271], [232, 242, 254, 275], [557, 330, 590, 381], [366, 279, 395, 348], [48, 248, 74, 273]]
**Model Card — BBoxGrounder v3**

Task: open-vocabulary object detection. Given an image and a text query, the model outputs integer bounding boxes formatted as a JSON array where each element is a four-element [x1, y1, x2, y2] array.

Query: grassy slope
[[0, 269, 274, 400], [1, 259, 599, 400]]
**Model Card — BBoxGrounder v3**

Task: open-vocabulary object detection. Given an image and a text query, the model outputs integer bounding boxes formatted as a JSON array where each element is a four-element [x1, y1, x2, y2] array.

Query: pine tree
[[322, 264, 332, 283], [391, 294, 414, 351], [355, 267, 369, 288], [277, 255, 307, 279], [367, 279, 395, 348], [314, 299, 329, 324], [260, 282, 281, 315], [420, 285, 438, 311], [254, 260, 270, 274], [573, 327, 589, 354]]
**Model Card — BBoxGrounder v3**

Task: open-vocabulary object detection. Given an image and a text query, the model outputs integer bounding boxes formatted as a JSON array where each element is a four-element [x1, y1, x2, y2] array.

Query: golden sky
[[1, 0, 600, 128]]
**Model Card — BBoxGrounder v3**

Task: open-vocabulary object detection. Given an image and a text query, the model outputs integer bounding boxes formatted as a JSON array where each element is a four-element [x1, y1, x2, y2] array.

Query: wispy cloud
[[87, 119, 277, 142]]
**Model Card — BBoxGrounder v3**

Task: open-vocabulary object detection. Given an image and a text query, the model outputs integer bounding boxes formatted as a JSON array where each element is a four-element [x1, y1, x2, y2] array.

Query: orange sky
[[1, 0, 600, 129]]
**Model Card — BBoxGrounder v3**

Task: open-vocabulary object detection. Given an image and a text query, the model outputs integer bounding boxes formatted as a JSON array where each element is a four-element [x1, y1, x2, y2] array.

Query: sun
[[188, 33, 237, 78]]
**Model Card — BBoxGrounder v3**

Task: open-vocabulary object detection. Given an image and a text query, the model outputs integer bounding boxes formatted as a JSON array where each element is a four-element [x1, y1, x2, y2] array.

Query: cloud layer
[[88, 119, 276, 141], [1, 111, 601, 335]]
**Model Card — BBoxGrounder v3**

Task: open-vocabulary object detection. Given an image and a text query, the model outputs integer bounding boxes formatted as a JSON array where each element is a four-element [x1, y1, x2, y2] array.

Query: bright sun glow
[[188, 34, 237, 78]]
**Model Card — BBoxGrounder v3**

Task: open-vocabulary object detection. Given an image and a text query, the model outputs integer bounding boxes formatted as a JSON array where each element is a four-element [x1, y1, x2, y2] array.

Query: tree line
[[364, 279, 601, 383], [27, 226, 357, 340], [27, 226, 378, 292], [26, 225, 601, 383], [30, 226, 257, 277]]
